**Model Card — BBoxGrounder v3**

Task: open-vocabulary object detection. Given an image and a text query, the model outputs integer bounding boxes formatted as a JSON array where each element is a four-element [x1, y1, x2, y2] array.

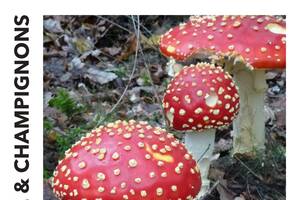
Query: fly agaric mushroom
[[52, 120, 201, 200], [162, 62, 240, 196], [160, 15, 286, 156]]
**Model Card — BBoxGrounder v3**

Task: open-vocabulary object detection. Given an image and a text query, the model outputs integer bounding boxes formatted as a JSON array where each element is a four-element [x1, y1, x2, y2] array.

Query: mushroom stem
[[232, 69, 267, 156], [184, 129, 216, 197]]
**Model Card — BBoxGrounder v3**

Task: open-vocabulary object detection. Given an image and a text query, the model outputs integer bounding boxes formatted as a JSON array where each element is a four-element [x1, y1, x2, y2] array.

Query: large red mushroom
[[51, 120, 201, 199], [163, 62, 240, 196], [160, 15, 286, 156]]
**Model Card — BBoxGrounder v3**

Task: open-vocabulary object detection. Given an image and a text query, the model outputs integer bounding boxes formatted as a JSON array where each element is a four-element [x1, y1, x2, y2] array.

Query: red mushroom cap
[[163, 62, 240, 131], [52, 120, 201, 199], [160, 15, 286, 70]]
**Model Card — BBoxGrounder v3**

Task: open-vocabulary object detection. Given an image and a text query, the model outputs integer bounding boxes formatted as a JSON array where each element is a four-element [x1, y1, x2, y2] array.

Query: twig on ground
[[97, 16, 133, 34], [129, 16, 153, 37], [198, 180, 219, 200], [255, 186, 264, 200], [107, 15, 140, 114], [95, 51, 129, 67], [96, 15, 140, 126], [43, 50, 67, 58], [197, 144, 211, 163], [234, 155, 264, 182], [99, 23, 114, 39], [139, 49, 165, 122], [133, 29, 166, 124]]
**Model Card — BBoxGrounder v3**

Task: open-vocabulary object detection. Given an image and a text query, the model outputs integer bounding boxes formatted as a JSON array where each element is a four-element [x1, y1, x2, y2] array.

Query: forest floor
[[43, 16, 286, 200]]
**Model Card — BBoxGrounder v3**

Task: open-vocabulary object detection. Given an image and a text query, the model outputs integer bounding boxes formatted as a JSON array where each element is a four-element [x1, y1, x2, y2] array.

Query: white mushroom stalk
[[185, 129, 216, 197], [224, 53, 284, 156], [230, 64, 266, 155]]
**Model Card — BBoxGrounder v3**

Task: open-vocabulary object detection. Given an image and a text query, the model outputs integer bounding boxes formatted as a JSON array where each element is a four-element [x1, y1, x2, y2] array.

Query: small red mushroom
[[163, 62, 240, 131], [163, 62, 240, 196], [52, 120, 201, 200], [160, 15, 286, 156]]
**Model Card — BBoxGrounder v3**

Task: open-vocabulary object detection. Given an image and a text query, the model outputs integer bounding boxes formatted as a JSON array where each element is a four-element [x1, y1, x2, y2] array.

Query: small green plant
[[93, 111, 124, 127], [43, 117, 54, 132], [270, 144, 286, 163], [56, 127, 84, 156], [43, 169, 52, 179], [48, 88, 85, 117], [162, 78, 170, 88], [112, 66, 127, 78], [140, 70, 152, 86]]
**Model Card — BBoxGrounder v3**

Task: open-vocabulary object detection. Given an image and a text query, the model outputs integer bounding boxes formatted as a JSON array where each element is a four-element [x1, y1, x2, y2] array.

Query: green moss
[[270, 144, 286, 163], [43, 169, 52, 179], [48, 88, 85, 117], [56, 127, 84, 156], [140, 71, 152, 86], [43, 117, 54, 132], [112, 66, 127, 78]]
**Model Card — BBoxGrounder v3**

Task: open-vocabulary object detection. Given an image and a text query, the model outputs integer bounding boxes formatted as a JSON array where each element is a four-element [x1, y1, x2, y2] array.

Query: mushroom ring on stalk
[[52, 120, 201, 200], [160, 15, 286, 156], [163, 62, 240, 196]]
